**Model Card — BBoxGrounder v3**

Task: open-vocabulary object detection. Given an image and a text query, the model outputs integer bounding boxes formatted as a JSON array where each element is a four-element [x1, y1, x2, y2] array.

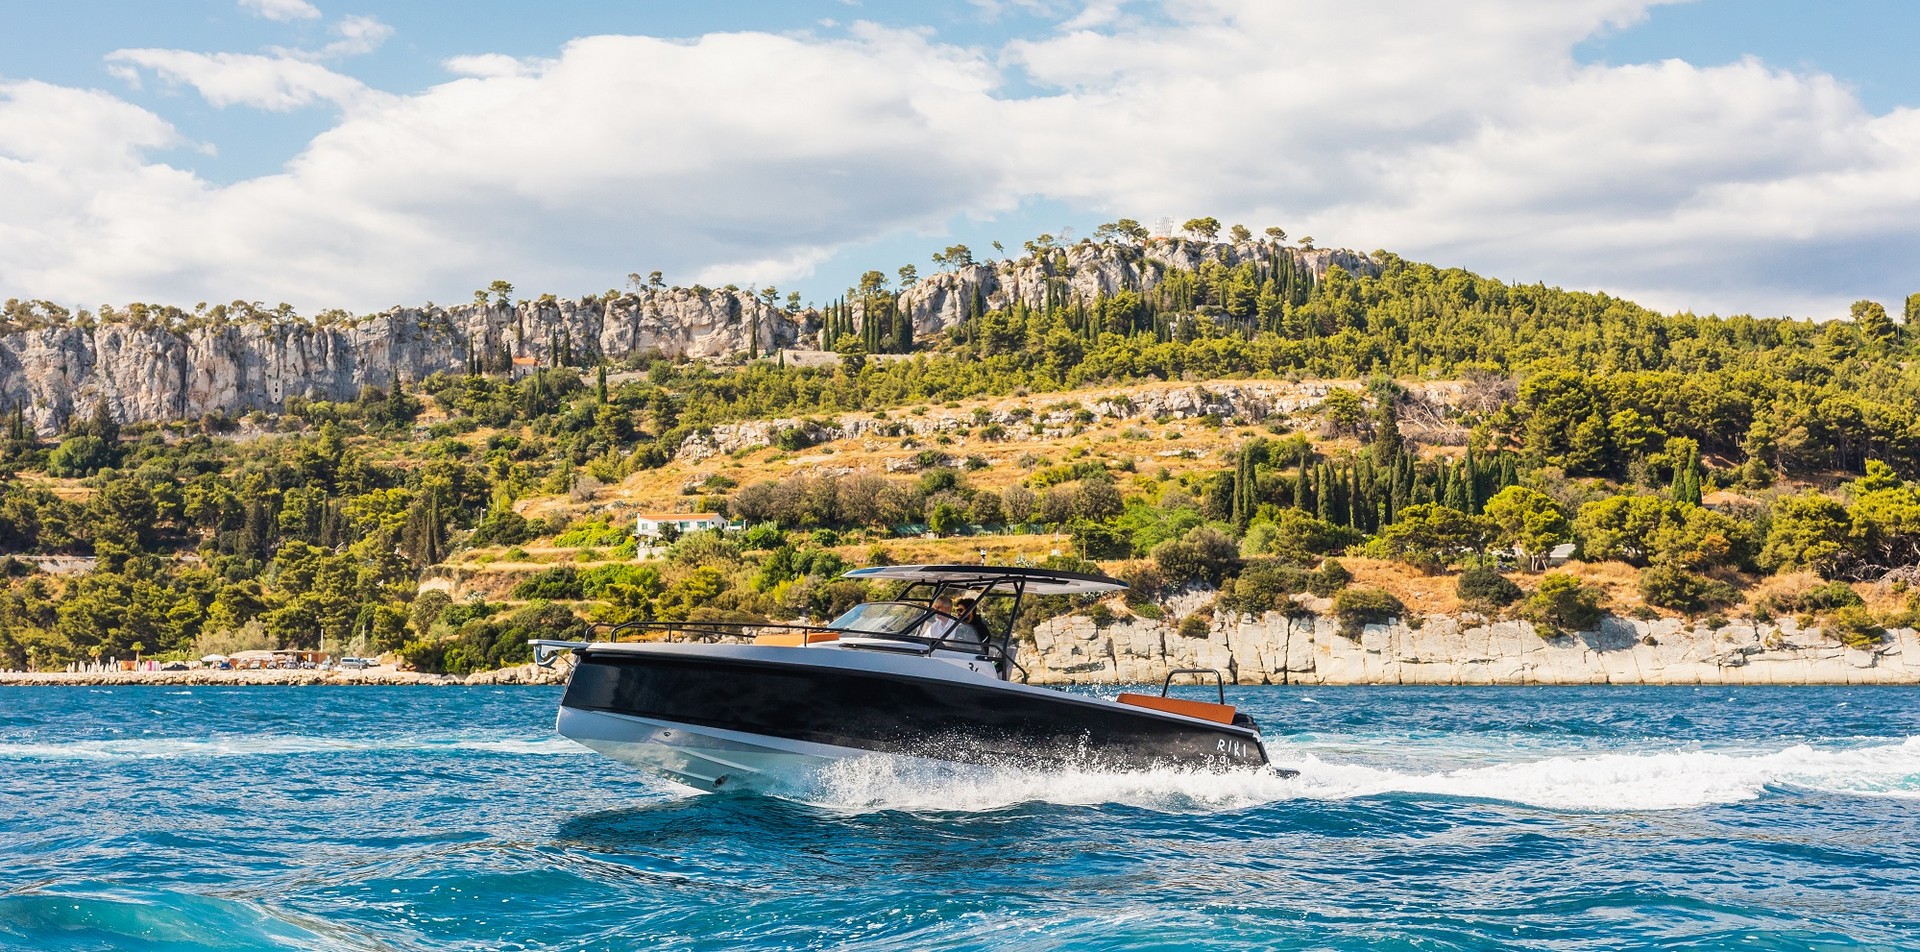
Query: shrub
[[1637, 565, 1739, 614], [1828, 606, 1886, 650], [1519, 572, 1606, 636], [554, 518, 629, 548], [1086, 603, 1116, 627], [468, 508, 535, 547], [1177, 613, 1211, 638], [773, 427, 815, 452], [1333, 587, 1405, 638], [1223, 561, 1311, 614], [1761, 580, 1862, 616], [1456, 565, 1522, 608], [1308, 559, 1352, 597], [1151, 527, 1241, 587], [403, 601, 588, 675], [510, 567, 583, 600], [1117, 561, 1165, 603]]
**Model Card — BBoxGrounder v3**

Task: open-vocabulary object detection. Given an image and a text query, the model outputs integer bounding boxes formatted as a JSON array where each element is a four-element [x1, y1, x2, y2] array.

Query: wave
[[801, 736, 1920, 814], [0, 888, 374, 952], [0, 734, 585, 761]]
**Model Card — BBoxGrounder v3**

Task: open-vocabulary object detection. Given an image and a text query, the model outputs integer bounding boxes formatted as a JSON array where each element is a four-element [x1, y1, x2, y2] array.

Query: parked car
[[339, 657, 373, 670]]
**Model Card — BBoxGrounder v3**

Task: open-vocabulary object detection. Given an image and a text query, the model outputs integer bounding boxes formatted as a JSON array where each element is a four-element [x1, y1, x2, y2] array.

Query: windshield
[[827, 602, 933, 635]]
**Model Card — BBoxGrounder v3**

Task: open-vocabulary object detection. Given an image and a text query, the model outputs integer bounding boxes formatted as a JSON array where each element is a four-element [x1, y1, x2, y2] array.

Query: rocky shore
[[11, 616, 1917, 688], [1023, 609, 1920, 685], [0, 661, 568, 688]]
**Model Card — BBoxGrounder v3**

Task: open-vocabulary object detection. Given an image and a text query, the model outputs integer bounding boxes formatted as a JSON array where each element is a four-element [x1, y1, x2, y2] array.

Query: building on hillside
[[634, 513, 730, 539]]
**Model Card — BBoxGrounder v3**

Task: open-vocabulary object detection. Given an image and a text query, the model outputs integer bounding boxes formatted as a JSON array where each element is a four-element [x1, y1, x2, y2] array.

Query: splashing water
[[796, 736, 1920, 814]]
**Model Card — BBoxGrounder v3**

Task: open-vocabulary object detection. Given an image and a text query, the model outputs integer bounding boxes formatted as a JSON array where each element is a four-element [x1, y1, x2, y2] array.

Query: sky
[[1, 0, 1916, 320]]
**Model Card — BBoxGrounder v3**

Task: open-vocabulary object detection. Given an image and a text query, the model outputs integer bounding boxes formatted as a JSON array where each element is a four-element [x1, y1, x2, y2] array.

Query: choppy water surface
[[2, 686, 1917, 950]]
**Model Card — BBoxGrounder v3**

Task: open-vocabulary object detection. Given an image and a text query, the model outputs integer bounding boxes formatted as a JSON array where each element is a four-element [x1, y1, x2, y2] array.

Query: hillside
[[0, 238, 1370, 436], [2, 233, 1919, 676]]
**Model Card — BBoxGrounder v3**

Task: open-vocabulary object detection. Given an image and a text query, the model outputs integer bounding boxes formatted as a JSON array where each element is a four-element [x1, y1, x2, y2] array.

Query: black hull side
[[563, 650, 1268, 771]]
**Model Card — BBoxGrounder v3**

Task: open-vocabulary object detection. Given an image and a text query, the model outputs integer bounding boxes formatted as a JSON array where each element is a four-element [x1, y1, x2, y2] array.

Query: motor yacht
[[532, 564, 1286, 792]]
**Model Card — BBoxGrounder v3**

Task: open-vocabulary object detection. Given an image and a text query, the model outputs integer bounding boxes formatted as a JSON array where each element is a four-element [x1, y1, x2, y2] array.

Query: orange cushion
[[752, 631, 840, 646], [1116, 693, 1238, 724]]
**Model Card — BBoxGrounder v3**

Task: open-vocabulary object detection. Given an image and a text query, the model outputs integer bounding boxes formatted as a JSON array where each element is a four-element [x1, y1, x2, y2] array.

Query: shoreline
[[0, 662, 566, 687], [10, 613, 1920, 687]]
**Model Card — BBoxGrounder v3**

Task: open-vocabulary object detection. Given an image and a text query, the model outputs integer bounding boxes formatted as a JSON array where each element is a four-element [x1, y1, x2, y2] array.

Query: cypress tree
[[1444, 458, 1471, 512], [1295, 451, 1312, 512], [1463, 444, 1480, 513], [1315, 464, 1334, 523]]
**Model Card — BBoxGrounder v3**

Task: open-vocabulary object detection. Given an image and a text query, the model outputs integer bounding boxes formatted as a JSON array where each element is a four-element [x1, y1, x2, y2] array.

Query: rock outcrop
[[0, 289, 804, 434], [1023, 609, 1920, 685], [0, 238, 1376, 433], [891, 239, 1378, 336]]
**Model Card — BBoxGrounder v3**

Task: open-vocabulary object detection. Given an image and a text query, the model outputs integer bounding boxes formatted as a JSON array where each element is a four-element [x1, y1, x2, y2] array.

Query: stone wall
[[1023, 609, 1920, 685]]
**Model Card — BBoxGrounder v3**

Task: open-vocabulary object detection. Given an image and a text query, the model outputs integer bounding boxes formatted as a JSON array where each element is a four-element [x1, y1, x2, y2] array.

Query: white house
[[634, 513, 729, 539]]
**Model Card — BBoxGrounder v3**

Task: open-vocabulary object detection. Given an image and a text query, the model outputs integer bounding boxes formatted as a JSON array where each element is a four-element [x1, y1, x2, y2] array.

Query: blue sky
[[2, 0, 1916, 318]]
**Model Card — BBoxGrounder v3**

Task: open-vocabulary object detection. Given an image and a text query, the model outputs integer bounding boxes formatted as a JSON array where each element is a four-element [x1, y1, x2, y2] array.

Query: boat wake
[[799, 736, 1920, 814]]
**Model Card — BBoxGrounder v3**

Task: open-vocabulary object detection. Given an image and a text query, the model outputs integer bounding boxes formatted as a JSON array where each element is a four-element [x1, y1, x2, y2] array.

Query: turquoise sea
[[2, 686, 1918, 950]]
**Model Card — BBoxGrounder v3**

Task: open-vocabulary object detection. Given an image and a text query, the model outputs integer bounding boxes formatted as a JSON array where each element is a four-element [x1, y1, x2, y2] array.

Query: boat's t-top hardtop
[[532, 564, 1127, 682], [839, 564, 1128, 596]]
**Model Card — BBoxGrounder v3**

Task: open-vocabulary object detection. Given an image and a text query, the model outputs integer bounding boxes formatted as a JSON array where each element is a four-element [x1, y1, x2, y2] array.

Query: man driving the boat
[[951, 594, 990, 647]]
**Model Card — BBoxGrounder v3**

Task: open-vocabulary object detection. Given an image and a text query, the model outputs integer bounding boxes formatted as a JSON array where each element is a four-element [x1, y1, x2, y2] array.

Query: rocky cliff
[[0, 288, 804, 435], [889, 238, 1379, 336], [1022, 604, 1920, 686], [0, 238, 1376, 434]]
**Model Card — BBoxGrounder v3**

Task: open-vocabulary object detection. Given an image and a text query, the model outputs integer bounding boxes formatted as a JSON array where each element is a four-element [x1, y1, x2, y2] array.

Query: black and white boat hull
[[557, 641, 1273, 793]]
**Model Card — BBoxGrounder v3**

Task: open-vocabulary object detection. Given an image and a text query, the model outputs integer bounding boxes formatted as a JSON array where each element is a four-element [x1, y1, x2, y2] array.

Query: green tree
[[1484, 486, 1571, 571], [1852, 299, 1897, 345], [1379, 503, 1493, 573], [1762, 492, 1851, 575], [1574, 495, 1679, 566], [1181, 217, 1221, 241], [833, 334, 866, 373]]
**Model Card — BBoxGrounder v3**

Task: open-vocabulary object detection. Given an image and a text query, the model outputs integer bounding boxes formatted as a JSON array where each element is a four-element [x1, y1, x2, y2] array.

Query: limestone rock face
[[0, 239, 1376, 432], [892, 239, 1379, 336], [0, 289, 803, 434], [1021, 609, 1920, 685]]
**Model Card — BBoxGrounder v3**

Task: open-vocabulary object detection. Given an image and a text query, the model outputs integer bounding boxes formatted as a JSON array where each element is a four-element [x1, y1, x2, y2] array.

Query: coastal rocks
[[1021, 609, 1920, 686], [0, 659, 571, 687]]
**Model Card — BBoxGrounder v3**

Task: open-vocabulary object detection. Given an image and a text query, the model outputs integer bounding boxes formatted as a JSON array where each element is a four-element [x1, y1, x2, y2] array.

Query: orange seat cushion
[[1116, 693, 1238, 724]]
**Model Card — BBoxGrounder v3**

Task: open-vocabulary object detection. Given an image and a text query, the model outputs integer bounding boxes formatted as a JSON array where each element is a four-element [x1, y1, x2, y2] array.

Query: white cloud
[[443, 53, 541, 79], [6, 1, 1920, 318], [105, 13, 392, 112], [313, 14, 394, 59], [238, 0, 320, 22], [104, 49, 375, 111]]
